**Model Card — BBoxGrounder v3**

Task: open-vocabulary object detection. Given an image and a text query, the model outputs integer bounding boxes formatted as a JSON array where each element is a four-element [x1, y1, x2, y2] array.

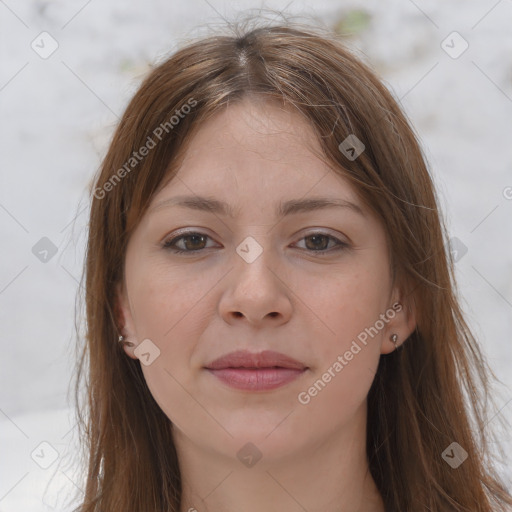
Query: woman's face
[[117, 98, 415, 466]]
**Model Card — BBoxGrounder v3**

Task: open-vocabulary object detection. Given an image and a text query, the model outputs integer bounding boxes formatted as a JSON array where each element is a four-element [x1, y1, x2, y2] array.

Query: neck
[[175, 403, 385, 512]]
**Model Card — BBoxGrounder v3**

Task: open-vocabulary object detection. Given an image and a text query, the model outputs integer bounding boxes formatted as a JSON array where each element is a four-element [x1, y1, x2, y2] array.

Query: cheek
[[300, 264, 390, 353], [131, 268, 205, 427], [129, 256, 212, 339], [127, 260, 214, 397], [297, 352, 378, 433], [295, 271, 386, 422]]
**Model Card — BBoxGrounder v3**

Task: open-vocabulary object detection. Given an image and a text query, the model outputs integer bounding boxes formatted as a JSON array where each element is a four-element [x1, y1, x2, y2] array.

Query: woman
[[75, 19, 512, 512]]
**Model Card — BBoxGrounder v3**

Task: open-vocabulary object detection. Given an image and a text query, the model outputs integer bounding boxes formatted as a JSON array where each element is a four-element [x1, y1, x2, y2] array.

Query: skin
[[116, 97, 416, 512]]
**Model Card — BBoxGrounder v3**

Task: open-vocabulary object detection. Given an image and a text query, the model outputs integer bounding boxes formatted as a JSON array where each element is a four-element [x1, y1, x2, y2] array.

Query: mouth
[[204, 350, 308, 391]]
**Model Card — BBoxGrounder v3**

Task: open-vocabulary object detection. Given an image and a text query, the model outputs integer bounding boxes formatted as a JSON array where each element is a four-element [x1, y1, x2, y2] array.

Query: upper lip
[[204, 350, 307, 370]]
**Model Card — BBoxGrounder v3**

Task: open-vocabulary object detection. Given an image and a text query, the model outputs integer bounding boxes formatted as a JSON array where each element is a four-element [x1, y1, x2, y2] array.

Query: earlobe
[[381, 332, 401, 355], [118, 337, 139, 360], [380, 297, 417, 355], [114, 282, 139, 360], [118, 339, 139, 360]]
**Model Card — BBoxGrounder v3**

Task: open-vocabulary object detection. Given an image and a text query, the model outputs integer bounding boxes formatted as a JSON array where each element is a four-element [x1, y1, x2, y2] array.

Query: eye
[[163, 230, 349, 255], [163, 231, 216, 254], [293, 232, 349, 254]]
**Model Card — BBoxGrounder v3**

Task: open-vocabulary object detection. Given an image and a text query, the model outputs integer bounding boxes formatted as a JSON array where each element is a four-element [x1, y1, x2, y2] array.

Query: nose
[[218, 247, 293, 327]]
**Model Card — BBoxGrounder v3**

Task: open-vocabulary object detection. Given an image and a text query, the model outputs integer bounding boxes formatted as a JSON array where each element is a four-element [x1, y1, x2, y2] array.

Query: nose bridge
[[219, 231, 292, 325], [234, 233, 278, 291]]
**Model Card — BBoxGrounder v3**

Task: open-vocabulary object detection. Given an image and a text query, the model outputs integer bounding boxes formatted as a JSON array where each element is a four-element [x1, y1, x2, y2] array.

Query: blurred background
[[1, 0, 511, 510]]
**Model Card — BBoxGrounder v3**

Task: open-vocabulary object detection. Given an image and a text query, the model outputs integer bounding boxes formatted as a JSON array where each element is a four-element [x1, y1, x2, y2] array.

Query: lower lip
[[206, 367, 307, 391]]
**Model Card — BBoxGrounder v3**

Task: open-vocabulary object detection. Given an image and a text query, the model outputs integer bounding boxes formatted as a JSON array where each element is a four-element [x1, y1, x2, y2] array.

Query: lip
[[206, 367, 307, 391], [205, 349, 307, 370], [204, 350, 308, 391]]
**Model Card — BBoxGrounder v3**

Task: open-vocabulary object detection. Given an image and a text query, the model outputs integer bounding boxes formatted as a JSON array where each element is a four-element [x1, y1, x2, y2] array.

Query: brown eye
[[163, 231, 349, 256], [295, 232, 348, 254], [304, 234, 331, 251], [163, 232, 213, 253]]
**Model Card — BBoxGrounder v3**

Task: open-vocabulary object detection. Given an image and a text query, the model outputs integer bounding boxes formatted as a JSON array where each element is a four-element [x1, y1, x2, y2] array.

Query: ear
[[380, 287, 417, 355], [115, 281, 139, 360]]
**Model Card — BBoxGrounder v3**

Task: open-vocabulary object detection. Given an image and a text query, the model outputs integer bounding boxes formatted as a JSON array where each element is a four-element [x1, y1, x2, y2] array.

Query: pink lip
[[205, 349, 306, 370], [204, 350, 308, 391], [206, 367, 306, 390]]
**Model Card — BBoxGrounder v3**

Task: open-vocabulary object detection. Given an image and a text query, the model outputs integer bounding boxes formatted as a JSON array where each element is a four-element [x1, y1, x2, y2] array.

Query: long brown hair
[[74, 17, 512, 512]]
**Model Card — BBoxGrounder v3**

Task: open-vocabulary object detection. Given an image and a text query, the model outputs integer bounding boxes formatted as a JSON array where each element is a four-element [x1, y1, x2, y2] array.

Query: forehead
[[150, 98, 364, 211]]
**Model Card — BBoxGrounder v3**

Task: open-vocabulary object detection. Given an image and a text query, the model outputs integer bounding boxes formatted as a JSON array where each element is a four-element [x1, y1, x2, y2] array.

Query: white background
[[1, 0, 511, 510]]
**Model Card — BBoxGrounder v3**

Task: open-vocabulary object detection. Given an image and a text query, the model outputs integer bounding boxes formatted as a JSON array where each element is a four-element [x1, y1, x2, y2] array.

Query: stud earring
[[390, 333, 399, 350]]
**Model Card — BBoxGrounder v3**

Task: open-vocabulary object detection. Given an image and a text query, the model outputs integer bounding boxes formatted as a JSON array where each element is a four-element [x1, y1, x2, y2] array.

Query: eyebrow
[[149, 195, 366, 218]]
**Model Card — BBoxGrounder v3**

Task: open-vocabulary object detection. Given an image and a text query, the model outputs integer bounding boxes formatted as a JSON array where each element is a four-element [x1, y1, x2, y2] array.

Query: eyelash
[[162, 231, 349, 255]]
